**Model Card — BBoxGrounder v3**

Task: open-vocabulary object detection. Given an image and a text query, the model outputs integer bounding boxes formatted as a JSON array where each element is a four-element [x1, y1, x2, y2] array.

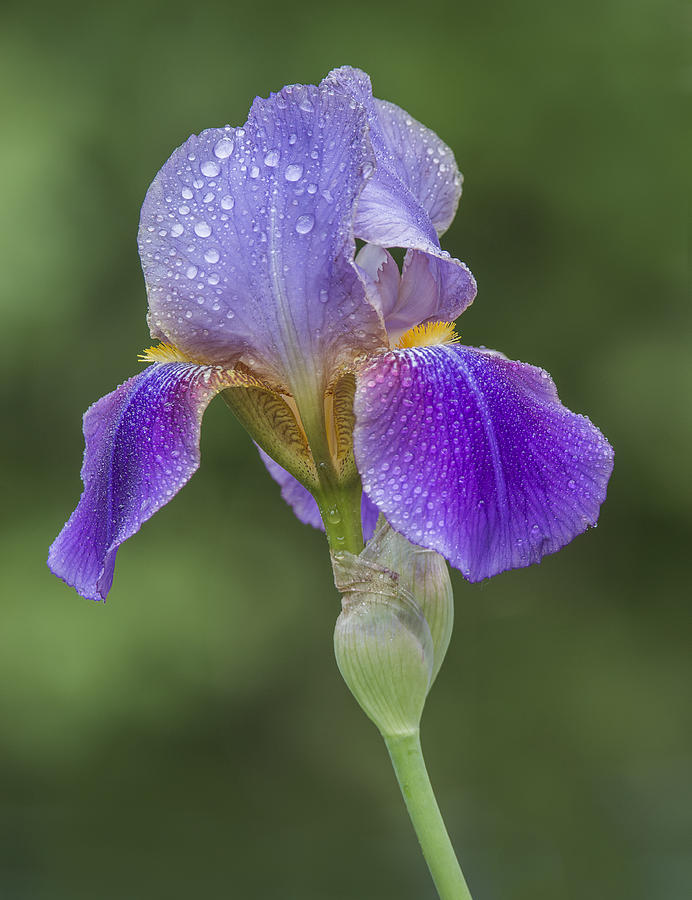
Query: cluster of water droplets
[[352, 345, 614, 582], [138, 80, 385, 374]]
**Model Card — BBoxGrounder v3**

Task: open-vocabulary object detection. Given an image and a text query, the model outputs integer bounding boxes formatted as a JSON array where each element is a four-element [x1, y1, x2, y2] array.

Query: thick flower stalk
[[48, 66, 613, 899]]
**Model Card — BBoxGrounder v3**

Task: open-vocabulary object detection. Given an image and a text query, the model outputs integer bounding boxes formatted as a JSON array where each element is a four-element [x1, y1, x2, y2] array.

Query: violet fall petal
[[258, 447, 379, 542], [48, 362, 244, 601], [353, 345, 614, 582], [139, 82, 385, 393]]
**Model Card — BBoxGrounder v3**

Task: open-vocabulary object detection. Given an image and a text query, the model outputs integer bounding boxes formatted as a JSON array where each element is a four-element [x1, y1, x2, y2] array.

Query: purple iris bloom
[[48, 66, 613, 601]]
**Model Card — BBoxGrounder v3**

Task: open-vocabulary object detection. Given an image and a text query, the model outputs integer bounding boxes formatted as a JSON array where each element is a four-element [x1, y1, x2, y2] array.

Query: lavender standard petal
[[323, 67, 476, 322], [258, 447, 378, 541], [353, 346, 614, 581], [355, 245, 401, 321], [139, 83, 385, 394], [323, 66, 462, 235], [48, 363, 242, 601]]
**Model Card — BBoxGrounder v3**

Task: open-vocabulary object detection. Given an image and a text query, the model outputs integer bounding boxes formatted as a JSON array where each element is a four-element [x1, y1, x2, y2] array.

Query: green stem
[[298, 397, 364, 556], [384, 731, 473, 900]]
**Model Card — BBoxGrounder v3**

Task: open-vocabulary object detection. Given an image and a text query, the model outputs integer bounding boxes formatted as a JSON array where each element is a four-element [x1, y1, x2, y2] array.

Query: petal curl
[[48, 363, 248, 601], [353, 346, 614, 581], [323, 68, 476, 321], [324, 67, 462, 235], [139, 83, 385, 394], [258, 448, 379, 542], [357, 246, 476, 342]]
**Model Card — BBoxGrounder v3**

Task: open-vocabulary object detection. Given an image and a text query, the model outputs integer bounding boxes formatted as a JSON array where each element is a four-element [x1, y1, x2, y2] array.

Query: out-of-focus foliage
[[0, 0, 688, 897]]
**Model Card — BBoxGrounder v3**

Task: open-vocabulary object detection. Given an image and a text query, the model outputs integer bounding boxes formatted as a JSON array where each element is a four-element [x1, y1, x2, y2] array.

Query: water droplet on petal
[[204, 248, 220, 263], [201, 160, 220, 177], [264, 149, 280, 167], [186, 265, 198, 279], [170, 223, 184, 237], [181, 187, 193, 200], [295, 214, 314, 234], [221, 195, 235, 210], [285, 164, 303, 182], [213, 137, 234, 158], [194, 221, 212, 237]]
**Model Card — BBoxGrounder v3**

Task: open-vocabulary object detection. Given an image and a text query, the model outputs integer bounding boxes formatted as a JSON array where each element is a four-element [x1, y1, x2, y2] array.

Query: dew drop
[[194, 221, 212, 237], [181, 187, 193, 200], [249, 165, 260, 178], [213, 137, 234, 159], [201, 160, 220, 177], [221, 194, 235, 210], [319, 288, 329, 303], [204, 248, 220, 263], [170, 223, 184, 237], [285, 164, 303, 182], [295, 214, 314, 234], [186, 265, 198, 279], [264, 149, 280, 167]]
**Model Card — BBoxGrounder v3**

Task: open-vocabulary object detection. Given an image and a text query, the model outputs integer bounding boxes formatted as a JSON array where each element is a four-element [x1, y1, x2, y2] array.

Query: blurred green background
[[1, 0, 689, 897]]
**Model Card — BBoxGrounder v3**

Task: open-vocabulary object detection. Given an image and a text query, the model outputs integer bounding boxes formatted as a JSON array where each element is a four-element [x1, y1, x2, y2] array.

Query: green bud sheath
[[333, 558, 433, 737], [360, 517, 454, 685]]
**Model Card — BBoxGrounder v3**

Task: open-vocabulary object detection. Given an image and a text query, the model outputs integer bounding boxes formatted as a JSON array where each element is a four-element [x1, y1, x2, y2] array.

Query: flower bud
[[333, 551, 434, 737], [356, 518, 454, 684]]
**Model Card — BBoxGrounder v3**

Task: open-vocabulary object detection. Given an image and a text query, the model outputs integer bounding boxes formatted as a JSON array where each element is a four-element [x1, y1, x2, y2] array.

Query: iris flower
[[48, 67, 613, 601]]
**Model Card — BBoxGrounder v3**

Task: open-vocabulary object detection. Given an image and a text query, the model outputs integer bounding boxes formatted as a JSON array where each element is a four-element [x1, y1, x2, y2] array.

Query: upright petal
[[323, 66, 462, 235], [355, 245, 401, 322], [258, 448, 379, 542], [48, 362, 249, 601], [139, 83, 385, 396], [323, 68, 476, 322], [353, 346, 614, 581]]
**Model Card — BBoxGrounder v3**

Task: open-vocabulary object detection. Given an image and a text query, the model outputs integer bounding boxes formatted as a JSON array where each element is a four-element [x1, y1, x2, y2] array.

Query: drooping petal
[[323, 67, 462, 235], [139, 82, 385, 396], [257, 447, 323, 530], [258, 448, 379, 542], [353, 346, 614, 581], [48, 363, 250, 601]]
